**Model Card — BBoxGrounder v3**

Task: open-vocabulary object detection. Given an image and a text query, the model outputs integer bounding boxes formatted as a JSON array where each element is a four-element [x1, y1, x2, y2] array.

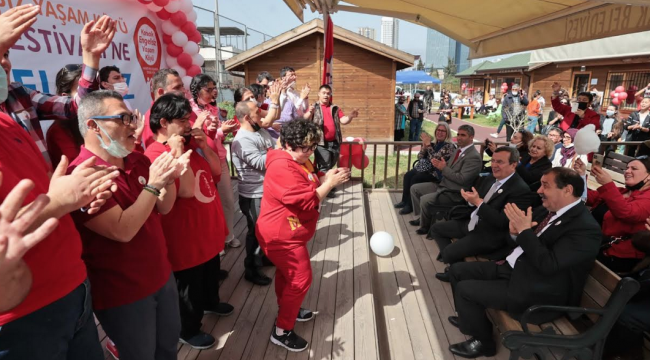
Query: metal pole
[[213, 0, 223, 85], [244, 26, 248, 51]]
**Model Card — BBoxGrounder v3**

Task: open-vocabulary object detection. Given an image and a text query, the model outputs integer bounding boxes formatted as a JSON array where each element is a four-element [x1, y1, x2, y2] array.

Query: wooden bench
[[586, 152, 632, 190]]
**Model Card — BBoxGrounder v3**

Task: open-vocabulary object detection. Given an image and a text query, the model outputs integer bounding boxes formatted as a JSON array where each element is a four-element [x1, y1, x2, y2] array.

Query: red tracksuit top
[[256, 149, 322, 251]]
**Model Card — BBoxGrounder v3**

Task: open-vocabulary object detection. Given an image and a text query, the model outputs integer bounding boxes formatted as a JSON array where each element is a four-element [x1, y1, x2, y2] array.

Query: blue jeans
[[409, 118, 423, 141], [526, 116, 538, 133], [0, 279, 103, 360], [496, 118, 506, 134]]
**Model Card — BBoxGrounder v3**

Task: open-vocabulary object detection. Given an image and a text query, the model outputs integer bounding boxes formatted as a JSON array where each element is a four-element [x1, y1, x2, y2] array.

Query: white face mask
[[0, 70, 8, 103], [94, 121, 131, 158], [511, 91, 519, 96], [606, 110, 616, 117], [112, 82, 129, 97]]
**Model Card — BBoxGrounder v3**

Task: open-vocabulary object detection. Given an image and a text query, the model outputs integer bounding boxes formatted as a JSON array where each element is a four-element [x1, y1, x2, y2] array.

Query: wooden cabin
[[225, 19, 414, 141]]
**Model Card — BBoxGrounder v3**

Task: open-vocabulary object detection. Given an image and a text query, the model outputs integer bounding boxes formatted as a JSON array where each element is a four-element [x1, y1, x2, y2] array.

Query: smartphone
[[571, 102, 579, 113], [593, 154, 605, 168]]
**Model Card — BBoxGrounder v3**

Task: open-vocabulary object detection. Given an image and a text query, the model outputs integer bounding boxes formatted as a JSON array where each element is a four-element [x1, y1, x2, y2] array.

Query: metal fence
[[603, 71, 650, 111]]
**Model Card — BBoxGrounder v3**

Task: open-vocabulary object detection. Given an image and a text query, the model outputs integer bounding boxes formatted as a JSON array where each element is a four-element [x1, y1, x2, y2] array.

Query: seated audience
[[551, 128, 587, 169], [547, 127, 563, 162], [485, 129, 533, 165], [516, 135, 553, 191], [408, 125, 482, 234], [446, 168, 601, 358], [430, 147, 532, 278], [395, 122, 456, 214], [574, 156, 650, 273]]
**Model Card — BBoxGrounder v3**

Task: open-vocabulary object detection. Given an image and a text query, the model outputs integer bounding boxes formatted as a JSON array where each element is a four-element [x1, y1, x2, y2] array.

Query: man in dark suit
[[431, 147, 532, 280], [446, 167, 602, 358], [408, 125, 482, 231]]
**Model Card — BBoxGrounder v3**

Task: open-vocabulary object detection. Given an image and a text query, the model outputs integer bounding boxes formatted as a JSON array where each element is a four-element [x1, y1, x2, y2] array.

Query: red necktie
[[534, 211, 557, 235], [451, 150, 461, 164]]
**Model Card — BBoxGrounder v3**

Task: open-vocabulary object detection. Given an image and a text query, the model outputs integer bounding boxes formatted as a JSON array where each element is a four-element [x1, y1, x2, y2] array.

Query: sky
[[194, 0, 428, 59]]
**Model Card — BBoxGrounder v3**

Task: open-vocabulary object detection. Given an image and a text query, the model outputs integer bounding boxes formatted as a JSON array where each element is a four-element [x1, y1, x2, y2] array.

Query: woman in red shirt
[[575, 156, 650, 273], [256, 119, 350, 352]]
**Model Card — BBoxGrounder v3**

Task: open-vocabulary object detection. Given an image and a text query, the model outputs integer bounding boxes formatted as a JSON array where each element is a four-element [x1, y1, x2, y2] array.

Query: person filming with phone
[[550, 82, 601, 131]]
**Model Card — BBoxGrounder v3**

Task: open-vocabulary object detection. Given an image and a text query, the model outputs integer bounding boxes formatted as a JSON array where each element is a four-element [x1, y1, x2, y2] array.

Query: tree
[[443, 57, 457, 78], [416, 58, 424, 71]]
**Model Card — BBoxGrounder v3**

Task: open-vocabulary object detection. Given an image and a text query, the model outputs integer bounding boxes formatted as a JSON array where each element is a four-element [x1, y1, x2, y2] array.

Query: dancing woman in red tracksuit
[[256, 119, 350, 352]]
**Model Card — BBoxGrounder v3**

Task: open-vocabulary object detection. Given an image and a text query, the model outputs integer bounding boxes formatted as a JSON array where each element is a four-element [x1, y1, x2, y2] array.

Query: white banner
[[1, 0, 167, 113]]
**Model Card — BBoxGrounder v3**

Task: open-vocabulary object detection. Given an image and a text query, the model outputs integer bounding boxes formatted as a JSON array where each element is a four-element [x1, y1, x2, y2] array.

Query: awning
[[396, 71, 441, 84], [282, 0, 650, 59]]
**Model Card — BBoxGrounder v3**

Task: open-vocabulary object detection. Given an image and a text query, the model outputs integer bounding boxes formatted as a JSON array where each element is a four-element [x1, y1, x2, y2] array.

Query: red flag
[[322, 15, 333, 88]]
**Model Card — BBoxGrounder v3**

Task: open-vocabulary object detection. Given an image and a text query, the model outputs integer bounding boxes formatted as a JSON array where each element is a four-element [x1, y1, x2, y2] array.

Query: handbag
[[414, 156, 434, 173]]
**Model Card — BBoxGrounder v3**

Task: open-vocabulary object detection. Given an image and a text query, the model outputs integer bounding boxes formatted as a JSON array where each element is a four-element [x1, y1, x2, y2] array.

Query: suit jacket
[[506, 203, 602, 324], [439, 145, 482, 192], [472, 173, 532, 233]]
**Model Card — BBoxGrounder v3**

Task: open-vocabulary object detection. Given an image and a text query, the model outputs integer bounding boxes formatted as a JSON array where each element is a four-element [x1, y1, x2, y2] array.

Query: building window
[[605, 71, 650, 110], [571, 73, 591, 98]]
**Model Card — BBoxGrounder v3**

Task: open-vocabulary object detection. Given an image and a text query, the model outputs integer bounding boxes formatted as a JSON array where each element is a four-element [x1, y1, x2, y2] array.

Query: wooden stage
[[94, 181, 515, 360]]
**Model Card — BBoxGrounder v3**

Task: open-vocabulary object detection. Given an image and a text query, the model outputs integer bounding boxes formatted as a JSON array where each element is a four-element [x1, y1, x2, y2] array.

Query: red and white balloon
[[610, 85, 628, 106]]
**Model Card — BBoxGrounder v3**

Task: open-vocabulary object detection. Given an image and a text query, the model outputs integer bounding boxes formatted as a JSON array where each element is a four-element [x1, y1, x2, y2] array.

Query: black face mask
[[626, 175, 649, 192], [250, 121, 261, 132]]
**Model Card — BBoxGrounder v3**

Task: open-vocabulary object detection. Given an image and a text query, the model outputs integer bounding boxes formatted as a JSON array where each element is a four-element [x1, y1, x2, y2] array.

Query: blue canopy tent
[[396, 70, 441, 84]]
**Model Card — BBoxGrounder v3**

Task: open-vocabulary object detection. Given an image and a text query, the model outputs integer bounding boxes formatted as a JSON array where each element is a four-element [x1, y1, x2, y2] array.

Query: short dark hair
[[234, 86, 252, 105], [280, 119, 321, 151], [457, 124, 475, 137], [543, 167, 584, 198], [257, 71, 273, 83], [280, 66, 295, 78], [494, 146, 519, 164], [151, 68, 180, 93], [577, 91, 594, 103], [249, 83, 265, 100], [149, 93, 191, 134], [319, 84, 332, 93], [99, 65, 120, 86], [189, 74, 215, 105]]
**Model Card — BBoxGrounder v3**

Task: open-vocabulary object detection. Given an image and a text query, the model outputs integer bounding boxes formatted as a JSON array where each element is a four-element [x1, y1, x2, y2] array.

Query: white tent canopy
[[282, 0, 650, 59]]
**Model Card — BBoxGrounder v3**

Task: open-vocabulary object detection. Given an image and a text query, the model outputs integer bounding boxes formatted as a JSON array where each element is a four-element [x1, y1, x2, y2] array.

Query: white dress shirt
[[468, 172, 515, 231], [506, 198, 582, 268]]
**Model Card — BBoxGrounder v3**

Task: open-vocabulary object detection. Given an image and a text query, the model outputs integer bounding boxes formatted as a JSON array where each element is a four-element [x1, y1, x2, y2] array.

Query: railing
[[223, 140, 646, 190]]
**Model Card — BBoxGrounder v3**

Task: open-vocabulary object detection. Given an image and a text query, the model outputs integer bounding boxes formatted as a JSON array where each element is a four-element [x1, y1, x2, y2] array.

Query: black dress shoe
[[245, 269, 272, 286], [449, 338, 497, 358], [218, 269, 229, 281], [394, 201, 406, 209], [448, 316, 459, 328], [408, 219, 420, 226], [415, 228, 428, 235], [435, 267, 450, 282], [399, 206, 413, 215]]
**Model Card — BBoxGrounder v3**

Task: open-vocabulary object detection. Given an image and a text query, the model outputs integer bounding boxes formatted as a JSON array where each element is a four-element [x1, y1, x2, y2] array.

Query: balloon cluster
[[339, 137, 369, 169], [139, 0, 205, 89], [609, 86, 628, 106], [500, 82, 508, 93]]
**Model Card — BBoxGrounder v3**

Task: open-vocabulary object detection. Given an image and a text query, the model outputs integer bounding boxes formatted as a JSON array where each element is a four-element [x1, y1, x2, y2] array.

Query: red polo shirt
[[320, 104, 344, 142], [68, 147, 171, 310], [0, 114, 86, 325], [46, 121, 81, 169], [144, 142, 227, 271]]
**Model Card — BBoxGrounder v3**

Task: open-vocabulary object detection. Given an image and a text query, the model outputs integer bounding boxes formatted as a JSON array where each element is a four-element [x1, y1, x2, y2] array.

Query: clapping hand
[[460, 187, 482, 206], [431, 157, 447, 170], [504, 204, 537, 235], [420, 132, 432, 147], [0, 4, 40, 53], [300, 83, 311, 100], [133, 109, 144, 140]]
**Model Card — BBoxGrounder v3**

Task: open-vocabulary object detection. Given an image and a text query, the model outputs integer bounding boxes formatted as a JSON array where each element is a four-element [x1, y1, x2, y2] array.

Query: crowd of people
[[397, 81, 650, 359], [0, 7, 358, 359]]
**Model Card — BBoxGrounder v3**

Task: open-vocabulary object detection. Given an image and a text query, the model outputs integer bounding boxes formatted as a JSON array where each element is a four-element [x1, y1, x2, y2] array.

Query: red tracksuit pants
[[266, 244, 312, 330]]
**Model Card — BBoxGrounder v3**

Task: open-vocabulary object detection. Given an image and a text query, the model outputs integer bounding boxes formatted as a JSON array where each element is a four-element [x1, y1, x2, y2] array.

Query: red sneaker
[[106, 339, 119, 360]]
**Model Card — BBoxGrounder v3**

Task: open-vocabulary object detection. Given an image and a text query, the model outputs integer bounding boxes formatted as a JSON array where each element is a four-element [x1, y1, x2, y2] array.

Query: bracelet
[[143, 184, 161, 197], [270, 103, 280, 109]]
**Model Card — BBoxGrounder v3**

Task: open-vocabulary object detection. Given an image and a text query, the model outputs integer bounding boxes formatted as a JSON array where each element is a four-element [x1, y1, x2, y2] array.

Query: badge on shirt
[[497, 189, 503, 194], [308, 173, 314, 182], [138, 176, 147, 185], [555, 221, 562, 226]]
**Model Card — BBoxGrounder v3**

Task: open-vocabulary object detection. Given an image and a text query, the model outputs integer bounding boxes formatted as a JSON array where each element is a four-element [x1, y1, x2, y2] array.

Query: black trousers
[[431, 220, 510, 264], [314, 140, 340, 173], [605, 298, 650, 356], [506, 124, 514, 142], [450, 261, 512, 342], [400, 169, 435, 207], [239, 196, 264, 271], [597, 252, 641, 274], [174, 255, 220, 339]]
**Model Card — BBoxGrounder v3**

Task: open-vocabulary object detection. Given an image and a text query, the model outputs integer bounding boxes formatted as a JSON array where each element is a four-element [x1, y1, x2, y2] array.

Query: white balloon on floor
[[370, 231, 394, 256]]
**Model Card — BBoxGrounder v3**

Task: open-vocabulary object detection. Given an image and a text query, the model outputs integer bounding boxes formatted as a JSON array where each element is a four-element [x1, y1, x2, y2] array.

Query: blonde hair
[[529, 135, 555, 158], [435, 121, 453, 143]]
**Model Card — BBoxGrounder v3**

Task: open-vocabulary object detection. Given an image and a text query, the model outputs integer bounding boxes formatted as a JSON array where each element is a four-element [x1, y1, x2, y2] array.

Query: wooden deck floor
[[94, 182, 513, 360]]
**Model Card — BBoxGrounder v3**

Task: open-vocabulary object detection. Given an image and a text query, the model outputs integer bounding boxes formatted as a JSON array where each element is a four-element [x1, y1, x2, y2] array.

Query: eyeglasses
[[298, 144, 318, 153], [93, 114, 137, 126]]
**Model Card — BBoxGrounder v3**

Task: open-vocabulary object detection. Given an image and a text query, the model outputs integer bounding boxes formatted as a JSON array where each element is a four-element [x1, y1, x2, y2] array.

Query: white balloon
[[370, 231, 394, 257], [191, 53, 204, 66], [166, 55, 178, 68], [147, 3, 163, 12], [161, 21, 179, 36], [186, 10, 197, 23], [165, 0, 182, 13], [180, 0, 194, 13], [183, 42, 199, 55], [173, 66, 187, 78], [171, 31, 189, 47], [182, 75, 192, 90]]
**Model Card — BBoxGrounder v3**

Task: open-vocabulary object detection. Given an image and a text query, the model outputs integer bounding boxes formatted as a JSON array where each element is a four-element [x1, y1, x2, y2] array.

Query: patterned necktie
[[467, 180, 500, 231], [534, 211, 557, 235]]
